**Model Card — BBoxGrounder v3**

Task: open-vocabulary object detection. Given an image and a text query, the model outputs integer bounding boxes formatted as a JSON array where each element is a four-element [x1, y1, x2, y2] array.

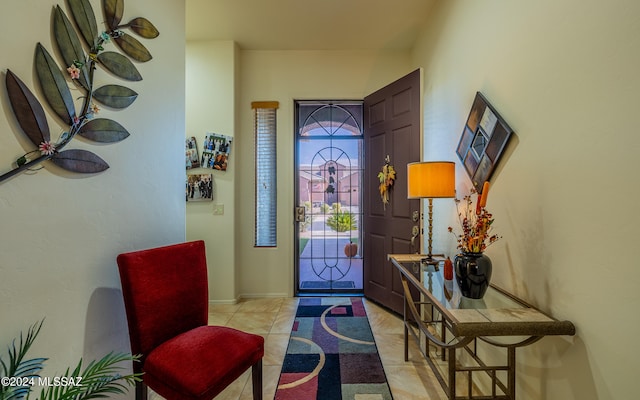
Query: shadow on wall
[[83, 287, 132, 362], [519, 336, 601, 399], [488, 130, 519, 185]]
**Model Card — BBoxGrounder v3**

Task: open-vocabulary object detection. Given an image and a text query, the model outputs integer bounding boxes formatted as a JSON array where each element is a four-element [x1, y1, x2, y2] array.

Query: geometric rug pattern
[[275, 297, 393, 400]]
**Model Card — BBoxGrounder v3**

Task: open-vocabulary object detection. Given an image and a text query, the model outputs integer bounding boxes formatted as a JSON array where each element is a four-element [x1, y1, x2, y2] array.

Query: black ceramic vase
[[454, 252, 492, 299]]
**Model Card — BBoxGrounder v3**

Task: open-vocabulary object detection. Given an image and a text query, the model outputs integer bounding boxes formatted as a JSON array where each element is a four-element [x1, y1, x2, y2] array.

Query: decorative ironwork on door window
[[296, 102, 363, 292]]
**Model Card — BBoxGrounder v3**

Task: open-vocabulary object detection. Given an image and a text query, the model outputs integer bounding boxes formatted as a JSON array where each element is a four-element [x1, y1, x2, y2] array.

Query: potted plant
[[0, 320, 140, 400]]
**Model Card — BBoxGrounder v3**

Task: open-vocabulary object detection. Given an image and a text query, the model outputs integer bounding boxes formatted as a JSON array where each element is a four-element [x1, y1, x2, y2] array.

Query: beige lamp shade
[[407, 161, 456, 199]]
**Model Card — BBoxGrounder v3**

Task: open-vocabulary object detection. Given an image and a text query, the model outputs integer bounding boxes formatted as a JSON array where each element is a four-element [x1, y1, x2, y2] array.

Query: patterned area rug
[[275, 297, 393, 400]]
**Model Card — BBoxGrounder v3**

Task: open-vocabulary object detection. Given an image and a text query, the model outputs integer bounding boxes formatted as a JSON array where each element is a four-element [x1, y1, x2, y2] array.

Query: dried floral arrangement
[[1, 0, 159, 183], [377, 158, 396, 209], [448, 182, 501, 253]]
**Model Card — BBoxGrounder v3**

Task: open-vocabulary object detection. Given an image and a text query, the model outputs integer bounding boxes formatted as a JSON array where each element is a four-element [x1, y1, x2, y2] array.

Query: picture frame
[[185, 136, 200, 169], [456, 92, 514, 193], [186, 173, 213, 202], [201, 133, 232, 171]]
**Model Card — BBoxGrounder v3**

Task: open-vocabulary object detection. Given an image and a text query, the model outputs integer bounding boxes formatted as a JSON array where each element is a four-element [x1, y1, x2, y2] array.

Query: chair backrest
[[117, 240, 208, 363]]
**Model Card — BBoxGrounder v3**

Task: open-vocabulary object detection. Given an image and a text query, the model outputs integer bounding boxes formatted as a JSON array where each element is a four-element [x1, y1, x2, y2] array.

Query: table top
[[388, 254, 576, 338]]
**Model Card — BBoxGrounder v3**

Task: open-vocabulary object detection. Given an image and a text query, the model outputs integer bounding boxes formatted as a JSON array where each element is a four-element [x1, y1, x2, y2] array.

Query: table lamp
[[407, 161, 456, 266]]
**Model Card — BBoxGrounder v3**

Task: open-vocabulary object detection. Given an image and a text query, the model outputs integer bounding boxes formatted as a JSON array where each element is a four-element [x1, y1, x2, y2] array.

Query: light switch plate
[[213, 204, 224, 215]]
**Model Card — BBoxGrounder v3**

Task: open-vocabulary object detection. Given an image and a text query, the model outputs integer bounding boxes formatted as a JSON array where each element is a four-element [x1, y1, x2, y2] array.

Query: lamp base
[[420, 254, 445, 271]]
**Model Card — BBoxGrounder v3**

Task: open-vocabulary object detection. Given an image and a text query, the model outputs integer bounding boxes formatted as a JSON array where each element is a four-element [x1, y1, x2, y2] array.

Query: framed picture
[[456, 92, 514, 192], [201, 133, 232, 171], [185, 136, 200, 169], [186, 173, 213, 202]]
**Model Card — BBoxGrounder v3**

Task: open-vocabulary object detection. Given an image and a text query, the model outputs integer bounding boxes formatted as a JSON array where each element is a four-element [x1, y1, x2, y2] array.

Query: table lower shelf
[[404, 314, 518, 400]]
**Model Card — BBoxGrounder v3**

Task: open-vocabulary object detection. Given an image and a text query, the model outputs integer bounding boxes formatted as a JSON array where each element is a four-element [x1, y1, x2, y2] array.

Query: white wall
[[0, 0, 185, 390], [412, 0, 640, 398], [185, 41, 238, 302]]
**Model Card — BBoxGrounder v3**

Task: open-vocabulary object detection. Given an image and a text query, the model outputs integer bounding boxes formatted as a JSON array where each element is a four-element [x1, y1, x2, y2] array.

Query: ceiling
[[185, 0, 437, 51]]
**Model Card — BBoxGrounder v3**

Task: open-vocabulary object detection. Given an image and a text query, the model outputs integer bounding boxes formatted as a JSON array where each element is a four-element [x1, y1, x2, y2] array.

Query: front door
[[363, 69, 422, 314], [295, 101, 364, 295]]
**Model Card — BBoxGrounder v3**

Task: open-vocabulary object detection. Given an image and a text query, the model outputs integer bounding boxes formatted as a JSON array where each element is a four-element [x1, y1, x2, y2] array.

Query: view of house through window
[[295, 101, 364, 294]]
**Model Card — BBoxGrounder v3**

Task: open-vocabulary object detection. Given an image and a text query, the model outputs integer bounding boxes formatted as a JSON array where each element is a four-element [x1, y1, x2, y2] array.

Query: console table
[[388, 254, 575, 400]]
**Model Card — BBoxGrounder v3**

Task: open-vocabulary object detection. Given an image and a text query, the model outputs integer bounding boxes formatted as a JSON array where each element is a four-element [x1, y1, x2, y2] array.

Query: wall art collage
[[185, 133, 233, 202]]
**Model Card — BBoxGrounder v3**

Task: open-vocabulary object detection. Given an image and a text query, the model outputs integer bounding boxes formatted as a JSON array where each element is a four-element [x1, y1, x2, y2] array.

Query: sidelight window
[[253, 101, 279, 247]]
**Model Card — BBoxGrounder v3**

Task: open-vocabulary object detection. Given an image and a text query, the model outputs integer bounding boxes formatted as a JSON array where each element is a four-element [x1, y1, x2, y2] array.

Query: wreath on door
[[377, 157, 396, 209]]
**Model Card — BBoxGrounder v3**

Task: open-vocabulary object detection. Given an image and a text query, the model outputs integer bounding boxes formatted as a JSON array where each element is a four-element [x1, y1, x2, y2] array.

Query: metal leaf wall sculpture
[[1, 0, 159, 183]]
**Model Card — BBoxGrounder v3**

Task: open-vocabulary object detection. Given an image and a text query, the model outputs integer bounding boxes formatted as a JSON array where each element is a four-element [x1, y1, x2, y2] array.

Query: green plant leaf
[[67, 0, 99, 50], [54, 5, 90, 92], [93, 84, 138, 109], [97, 51, 142, 81], [13, 357, 47, 377], [128, 17, 159, 38], [37, 352, 141, 400], [114, 33, 152, 62], [78, 118, 130, 142], [51, 149, 109, 173], [103, 0, 124, 31], [0, 320, 46, 400], [35, 43, 76, 125], [326, 210, 357, 232], [5, 70, 50, 147]]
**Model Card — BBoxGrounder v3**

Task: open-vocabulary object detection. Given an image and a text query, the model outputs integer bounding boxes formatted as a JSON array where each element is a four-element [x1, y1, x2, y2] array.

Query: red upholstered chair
[[117, 240, 264, 400]]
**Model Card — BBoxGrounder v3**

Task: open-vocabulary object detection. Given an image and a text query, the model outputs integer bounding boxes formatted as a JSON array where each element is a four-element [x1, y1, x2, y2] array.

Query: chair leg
[[252, 359, 263, 400], [135, 380, 148, 400]]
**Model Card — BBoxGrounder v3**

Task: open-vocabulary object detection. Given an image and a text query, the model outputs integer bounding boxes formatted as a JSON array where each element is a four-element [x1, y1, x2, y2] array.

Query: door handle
[[294, 206, 306, 222], [410, 225, 420, 247]]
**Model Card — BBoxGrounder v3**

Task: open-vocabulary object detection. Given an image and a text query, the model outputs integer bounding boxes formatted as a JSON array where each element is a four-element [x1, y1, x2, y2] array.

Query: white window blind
[[252, 101, 279, 247]]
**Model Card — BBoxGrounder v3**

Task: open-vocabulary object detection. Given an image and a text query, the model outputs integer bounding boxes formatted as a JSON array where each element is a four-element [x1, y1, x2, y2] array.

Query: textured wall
[[412, 0, 640, 398], [185, 40, 238, 302], [0, 0, 186, 389]]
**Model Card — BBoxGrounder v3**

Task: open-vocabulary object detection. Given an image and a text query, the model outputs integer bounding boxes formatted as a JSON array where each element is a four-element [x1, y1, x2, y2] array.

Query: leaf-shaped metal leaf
[[78, 118, 130, 143], [35, 43, 76, 125], [97, 51, 142, 81], [54, 5, 90, 92], [128, 17, 159, 38], [93, 84, 138, 109], [51, 149, 109, 173], [114, 33, 152, 62], [5, 70, 50, 146], [103, 0, 124, 30], [68, 0, 98, 49]]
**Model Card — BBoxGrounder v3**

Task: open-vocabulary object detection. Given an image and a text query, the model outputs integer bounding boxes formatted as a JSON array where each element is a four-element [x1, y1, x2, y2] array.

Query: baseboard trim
[[208, 292, 291, 306]]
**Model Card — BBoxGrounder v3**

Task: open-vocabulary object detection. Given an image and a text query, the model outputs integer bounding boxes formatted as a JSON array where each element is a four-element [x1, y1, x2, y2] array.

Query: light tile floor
[[150, 297, 447, 400]]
